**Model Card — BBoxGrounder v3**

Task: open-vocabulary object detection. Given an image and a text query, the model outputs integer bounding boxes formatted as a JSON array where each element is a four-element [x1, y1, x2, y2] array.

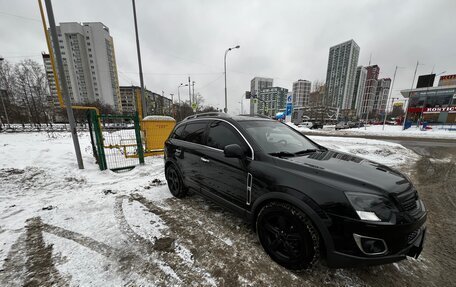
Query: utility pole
[[188, 76, 192, 106], [192, 81, 195, 105], [383, 66, 398, 130], [44, 0, 84, 169], [403, 61, 420, 130], [132, 0, 146, 119]]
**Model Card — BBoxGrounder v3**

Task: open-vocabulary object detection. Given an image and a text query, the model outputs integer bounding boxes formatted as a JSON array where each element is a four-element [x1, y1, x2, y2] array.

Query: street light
[[224, 45, 240, 113], [382, 66, 404, 130], [177, 83, 188, 120]]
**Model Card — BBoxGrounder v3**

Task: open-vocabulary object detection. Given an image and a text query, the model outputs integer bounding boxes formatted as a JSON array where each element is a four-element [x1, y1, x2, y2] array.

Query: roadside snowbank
[[287, 122, 456, 139]]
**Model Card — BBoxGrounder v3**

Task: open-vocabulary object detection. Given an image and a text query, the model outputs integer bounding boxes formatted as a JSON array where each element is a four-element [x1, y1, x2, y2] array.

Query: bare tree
[[312, 80, 325, 92]]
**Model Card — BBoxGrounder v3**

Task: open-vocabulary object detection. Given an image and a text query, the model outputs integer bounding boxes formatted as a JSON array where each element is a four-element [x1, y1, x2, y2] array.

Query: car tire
[[165, 164, 187, 198], [256, 201, 320, 270]]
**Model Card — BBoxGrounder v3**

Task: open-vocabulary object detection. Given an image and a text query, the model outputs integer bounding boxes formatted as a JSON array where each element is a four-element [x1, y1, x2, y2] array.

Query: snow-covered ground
[[0, 131, 420, 286], [288, 122, 456, 139]]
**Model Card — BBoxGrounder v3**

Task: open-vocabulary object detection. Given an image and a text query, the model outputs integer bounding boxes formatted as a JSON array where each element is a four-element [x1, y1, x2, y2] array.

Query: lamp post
[[178, 83, 188, 120], [170, 93, 174, 117], [192, 81, 195, 104], [224, 45, 240, 114], [382, 66, 401, 130], [403, 61, 423, 130]]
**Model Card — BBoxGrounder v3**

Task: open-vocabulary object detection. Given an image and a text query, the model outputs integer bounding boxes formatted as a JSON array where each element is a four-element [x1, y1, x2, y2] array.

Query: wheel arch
[[251, 191, 335, 254]]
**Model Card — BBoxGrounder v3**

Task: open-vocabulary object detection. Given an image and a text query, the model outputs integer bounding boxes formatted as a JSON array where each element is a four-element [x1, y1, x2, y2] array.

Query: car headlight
[[345, 192, 397, 222]]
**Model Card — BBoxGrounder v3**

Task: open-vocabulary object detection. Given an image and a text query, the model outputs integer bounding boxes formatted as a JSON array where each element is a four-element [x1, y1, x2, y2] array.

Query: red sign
[[440, 75, 456, 81]]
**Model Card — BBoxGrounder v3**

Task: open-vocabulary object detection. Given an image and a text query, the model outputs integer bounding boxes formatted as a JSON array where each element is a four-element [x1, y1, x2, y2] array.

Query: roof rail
[[238, 114, 271, 119], [183, 112, 230, 121]]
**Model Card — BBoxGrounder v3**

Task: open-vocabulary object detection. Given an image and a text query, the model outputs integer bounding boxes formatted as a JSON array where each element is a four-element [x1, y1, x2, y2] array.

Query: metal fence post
[[134, 112, 145, 165], [92, 111, 107, 170]]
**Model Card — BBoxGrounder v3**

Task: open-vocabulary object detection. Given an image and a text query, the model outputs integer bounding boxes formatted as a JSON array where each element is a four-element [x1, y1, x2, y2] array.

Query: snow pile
[[287, 122, 456, 139]]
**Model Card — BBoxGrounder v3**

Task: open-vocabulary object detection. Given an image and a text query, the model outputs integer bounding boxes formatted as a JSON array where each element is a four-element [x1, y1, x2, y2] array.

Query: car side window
[[207, 121, 251, 157], [170, 124, 185, 140], [181, 122, 206, 144]]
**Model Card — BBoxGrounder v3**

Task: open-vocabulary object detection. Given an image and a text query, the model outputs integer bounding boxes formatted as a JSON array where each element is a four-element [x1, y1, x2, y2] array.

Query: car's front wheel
[[256, 202, 320, 270], [165, 164, 187, 198]]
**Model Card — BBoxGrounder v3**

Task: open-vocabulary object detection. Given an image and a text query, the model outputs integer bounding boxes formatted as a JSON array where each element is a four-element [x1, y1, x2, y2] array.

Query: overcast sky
[[1, 0, 455, 114]]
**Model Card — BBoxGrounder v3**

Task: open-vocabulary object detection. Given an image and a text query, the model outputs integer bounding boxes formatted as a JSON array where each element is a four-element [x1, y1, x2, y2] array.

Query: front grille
[[408, 229, 420, 243], [395, 188, 418, 212]]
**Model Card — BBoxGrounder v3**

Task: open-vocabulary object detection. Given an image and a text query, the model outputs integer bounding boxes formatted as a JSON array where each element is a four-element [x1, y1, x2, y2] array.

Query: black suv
[[164, 113, 426, 270]]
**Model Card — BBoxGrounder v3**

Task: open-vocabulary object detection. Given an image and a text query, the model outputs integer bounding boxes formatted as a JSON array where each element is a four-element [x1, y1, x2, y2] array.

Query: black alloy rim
[[260, 212, 307, 262], [167, 167, 180, 193]]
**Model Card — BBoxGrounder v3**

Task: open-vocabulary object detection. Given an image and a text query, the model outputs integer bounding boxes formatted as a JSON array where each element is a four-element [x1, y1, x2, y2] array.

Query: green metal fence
[[87, 110, 144, 171]]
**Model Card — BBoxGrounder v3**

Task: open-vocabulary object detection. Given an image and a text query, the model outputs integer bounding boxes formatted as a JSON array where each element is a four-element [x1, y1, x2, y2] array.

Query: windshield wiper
[[268, 151, 296, 158], [294, 149, 319, 155]]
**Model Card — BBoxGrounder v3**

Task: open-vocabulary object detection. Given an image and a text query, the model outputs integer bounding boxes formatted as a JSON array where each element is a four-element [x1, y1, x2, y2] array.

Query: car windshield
[[239, 120, 319, 156]]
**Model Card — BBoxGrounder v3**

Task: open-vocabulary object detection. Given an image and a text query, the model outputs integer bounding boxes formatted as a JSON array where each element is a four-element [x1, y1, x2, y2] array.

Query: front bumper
[[324, 213, 427, 268]]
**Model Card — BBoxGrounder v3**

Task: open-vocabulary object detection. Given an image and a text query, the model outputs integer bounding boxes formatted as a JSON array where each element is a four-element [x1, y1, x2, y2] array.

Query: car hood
[[283, 149, 411, 195]]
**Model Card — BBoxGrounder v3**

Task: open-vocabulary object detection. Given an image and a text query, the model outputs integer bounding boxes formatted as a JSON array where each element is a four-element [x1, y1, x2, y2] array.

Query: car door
[[199, 120, 252, 208], [177, 120, 208, 189]]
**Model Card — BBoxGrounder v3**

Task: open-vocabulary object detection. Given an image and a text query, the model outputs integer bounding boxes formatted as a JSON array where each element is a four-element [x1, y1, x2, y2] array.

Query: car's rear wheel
[[256, 201, 319, 270], [165, 164, 187, 198]]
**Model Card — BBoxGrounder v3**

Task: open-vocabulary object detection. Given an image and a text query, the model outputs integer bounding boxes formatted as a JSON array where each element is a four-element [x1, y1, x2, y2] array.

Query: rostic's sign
[[423, 106, 456, 113]]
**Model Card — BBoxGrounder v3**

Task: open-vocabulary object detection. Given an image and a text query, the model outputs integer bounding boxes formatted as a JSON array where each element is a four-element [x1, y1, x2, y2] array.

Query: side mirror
[[224, 144, 245, 159]]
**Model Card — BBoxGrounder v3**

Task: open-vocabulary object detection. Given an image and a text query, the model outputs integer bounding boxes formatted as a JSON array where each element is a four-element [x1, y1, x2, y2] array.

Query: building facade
[[373, 78, 391, 116], [325, 39, 360, 110], [42, 53, 59, 112], [352, 66, 367, 112], [257, 87, 288, 117], [49, 22, 121, 110], [250, 77, 273, 115], [358, 65, 380, 117], [119, 86, 172, 117], [401, 74, 456, 124], [292, 80, 311, 107]]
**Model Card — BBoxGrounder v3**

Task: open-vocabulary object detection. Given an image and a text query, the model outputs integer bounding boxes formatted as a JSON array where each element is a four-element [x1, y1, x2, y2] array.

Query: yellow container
[[142, 115, 176, 154]]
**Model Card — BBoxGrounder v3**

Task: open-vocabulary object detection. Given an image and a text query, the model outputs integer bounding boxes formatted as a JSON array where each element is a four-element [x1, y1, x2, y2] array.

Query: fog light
[[353, 234, 388, 255]]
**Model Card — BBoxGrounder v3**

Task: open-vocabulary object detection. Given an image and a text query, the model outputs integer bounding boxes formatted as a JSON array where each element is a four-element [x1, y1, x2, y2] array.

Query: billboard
[[416, 74, 435, 88], [438, 74, 456, 87]]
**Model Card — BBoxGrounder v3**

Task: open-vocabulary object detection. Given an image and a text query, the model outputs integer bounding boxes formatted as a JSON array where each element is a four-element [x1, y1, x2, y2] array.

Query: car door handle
[[200, 157, 210, 163], [175, 148, 181, 156]]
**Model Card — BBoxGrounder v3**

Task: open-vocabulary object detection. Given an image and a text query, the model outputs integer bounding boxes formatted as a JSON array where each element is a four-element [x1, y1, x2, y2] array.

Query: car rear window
[[170, 124, 185, 140]]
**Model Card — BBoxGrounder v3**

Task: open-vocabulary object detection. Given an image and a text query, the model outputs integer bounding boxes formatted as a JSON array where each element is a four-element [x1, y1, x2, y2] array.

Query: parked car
[[309, 122, 324, 129], [164, 113, 426, 270], [335, 121, 350, 130], [347, 121, 364, 128], [298, 121, 314, 129]]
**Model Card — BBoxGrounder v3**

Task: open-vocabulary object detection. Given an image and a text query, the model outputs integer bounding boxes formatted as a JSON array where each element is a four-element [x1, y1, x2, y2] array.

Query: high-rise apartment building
[[373, 78, 391, 114], [358, 65, 380, 117], [42, 53, 59, 110], [292, 80, 311, 107], [250, 77, 273, 115], [49, 22, 121, 110], [119, 86, 172, 116], [353, 66, 367, 112], [257, 87, 288, 116], [325, 39, 360, 110]]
